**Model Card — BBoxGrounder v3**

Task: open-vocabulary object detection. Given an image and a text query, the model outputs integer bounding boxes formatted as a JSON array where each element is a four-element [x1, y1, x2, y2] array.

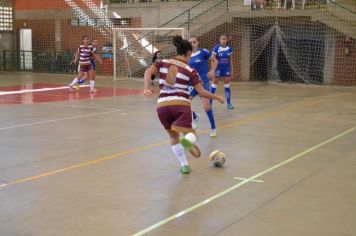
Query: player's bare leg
[[167, 130, 190, 174], [88, 70, 96, 93]]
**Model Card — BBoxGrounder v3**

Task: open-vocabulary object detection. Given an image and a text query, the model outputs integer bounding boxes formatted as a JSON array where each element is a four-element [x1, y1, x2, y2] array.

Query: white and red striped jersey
[[151, 58, 201, 106], [77, 45, 93, 65]]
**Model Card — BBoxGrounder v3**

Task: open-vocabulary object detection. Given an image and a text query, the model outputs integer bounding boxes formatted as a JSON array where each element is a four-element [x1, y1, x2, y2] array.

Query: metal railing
[[328, 0, 356, 15], [1, 50, 113, 75]]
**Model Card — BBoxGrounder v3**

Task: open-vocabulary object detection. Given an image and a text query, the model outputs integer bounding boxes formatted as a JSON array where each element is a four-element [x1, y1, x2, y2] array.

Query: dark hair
[[172, 35, 192, 56], [152, 50, 161, 63]]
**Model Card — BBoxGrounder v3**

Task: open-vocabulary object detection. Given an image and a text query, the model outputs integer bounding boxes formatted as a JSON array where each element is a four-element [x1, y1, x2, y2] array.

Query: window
[[70, 18, 132, 27], [0, 0, 13, 31]]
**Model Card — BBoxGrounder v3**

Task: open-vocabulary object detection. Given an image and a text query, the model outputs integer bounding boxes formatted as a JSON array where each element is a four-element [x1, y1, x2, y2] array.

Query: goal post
[[112, 27, 185, 81]]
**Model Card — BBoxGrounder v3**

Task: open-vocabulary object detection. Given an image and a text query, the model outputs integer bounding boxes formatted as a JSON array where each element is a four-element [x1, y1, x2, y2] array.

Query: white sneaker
[[68, 84, 74, 92], [210, 129, 217, 138], [192, 112, 200, 129]]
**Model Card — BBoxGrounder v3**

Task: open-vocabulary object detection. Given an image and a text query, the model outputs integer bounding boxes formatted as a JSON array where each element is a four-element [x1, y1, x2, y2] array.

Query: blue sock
[[224, 87, 231, 105], [192, 111, 197, 120], [78, 79, 85, 85], [206, 109, 216, 129]]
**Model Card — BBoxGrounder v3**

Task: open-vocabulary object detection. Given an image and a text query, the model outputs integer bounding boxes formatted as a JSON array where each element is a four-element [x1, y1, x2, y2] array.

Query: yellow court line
[[199, 99, 322, 135], [7, 141, 168, 186], [133, 125, 356, 236], [0, 98, 328, 189]]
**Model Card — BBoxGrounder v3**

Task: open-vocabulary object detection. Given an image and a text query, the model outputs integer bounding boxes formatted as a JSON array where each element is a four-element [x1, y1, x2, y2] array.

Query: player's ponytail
[[172, 35, 192, 56]]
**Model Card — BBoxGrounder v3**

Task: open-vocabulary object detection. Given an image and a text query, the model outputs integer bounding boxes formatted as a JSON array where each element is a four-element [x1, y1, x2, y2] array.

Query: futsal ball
[[185, 132, 197, 144], [210, 150, 226, 167]]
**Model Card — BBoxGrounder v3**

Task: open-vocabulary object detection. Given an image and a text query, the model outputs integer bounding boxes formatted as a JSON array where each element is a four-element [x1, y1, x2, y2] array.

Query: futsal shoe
[[180, 165, 190, 174], [192, 113, 200, 129], [180, 137, 201, 158], [75, 84, 80, 91], [90, 88, 97, 93], [210, 129, 217, 138], [227, 103, 234, 109]]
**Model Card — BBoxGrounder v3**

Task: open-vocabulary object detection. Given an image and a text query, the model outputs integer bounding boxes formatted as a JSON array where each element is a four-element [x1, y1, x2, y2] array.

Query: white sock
[[70, 78, 78, 86], [90, 80, 95, 91], [171, 143, 188, 167]]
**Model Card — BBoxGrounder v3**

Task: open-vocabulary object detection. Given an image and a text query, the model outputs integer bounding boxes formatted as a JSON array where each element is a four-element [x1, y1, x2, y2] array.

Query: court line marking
[[0, 99, 324, 189], [133, 125, 356, 236], [5, 141, 169, 187], [42, 103, 122, 111], [0, 85, 90, 96], [0, 109, 122, 130], [234, 177, 264, 183], [199, 99, 322, 135]]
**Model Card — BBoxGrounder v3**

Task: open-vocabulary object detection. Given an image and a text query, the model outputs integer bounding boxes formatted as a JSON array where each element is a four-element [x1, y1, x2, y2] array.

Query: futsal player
[[188, 36, 218, 137], [68, 36, 101, 93], [143, 36, 224, 174], [210, 34, 234, 109]]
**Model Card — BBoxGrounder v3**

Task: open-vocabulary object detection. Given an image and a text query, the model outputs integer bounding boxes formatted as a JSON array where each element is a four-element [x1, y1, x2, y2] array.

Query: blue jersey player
[[188, 36, 218, 137], [211, 34, 234, 109]]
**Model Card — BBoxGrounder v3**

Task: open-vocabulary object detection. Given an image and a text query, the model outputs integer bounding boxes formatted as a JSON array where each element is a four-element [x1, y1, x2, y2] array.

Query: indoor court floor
[[0, 72, 355, 236]]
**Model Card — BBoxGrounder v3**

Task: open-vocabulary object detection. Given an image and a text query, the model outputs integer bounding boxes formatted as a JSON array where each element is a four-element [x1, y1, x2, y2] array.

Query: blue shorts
[[189, 79, 210, 97], [215, 65, 231, 77], [90, 60, 96, 71]]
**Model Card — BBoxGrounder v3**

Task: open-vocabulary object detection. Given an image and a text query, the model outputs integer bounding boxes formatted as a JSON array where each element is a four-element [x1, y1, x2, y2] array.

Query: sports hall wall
[[1, 0, 355, 85], [14, 0, 108, 52]]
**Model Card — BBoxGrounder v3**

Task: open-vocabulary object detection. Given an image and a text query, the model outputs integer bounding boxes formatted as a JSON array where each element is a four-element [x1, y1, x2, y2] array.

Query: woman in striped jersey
[[69, 35, 100, 93], [144, 36, 224, 174]]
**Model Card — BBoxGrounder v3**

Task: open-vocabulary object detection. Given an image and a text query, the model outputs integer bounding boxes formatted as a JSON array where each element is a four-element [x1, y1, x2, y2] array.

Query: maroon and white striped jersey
[[77, 45, 93, 65], [151, 58, 201, 106]]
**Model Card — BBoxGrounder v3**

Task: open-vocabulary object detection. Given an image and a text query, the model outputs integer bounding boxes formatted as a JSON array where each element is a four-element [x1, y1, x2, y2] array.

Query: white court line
[[234, 177, 264, 183], [0, 85, 89, 96], [0, 109, 121, 130], [133, 125, 356, 236]]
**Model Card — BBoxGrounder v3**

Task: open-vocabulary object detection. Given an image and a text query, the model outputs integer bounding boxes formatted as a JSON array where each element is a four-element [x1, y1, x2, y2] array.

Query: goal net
[[112, 27, 185, 81]]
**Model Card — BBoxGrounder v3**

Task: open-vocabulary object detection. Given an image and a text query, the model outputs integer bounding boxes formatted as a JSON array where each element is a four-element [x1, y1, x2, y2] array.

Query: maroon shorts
[[157, 105, 193, 133], [79, 64, 93, 72]]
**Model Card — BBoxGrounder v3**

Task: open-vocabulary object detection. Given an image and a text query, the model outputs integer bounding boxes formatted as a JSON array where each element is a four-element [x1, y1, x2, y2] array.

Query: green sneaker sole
[[180, 138, 194, 150], [181, 165, 190, 174], [180, 138, 201, 158]]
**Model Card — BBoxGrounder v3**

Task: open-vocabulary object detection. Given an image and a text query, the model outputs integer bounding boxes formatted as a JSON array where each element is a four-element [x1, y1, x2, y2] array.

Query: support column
[[55, 18, 61, 52], [323, 30, 336, 84]]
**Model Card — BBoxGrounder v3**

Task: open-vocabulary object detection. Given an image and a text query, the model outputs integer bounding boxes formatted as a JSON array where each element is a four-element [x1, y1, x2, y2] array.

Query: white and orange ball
[[209, 150, 226, 167]]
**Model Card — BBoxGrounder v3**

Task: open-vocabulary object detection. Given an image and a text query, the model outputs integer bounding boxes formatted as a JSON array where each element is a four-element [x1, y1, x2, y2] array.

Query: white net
[[113, 28, 184, 81], [194, 0, 356, 85]]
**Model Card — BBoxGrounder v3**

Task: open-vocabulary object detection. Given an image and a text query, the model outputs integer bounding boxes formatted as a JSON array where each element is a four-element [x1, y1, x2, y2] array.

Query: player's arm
[[143, 65, 158, 97], [94, 53, 103, 64], [207, 56, 218, 80], [191, 70, 222, 103], [194, 83, 224, 104], [73, 50, 80, 64]]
